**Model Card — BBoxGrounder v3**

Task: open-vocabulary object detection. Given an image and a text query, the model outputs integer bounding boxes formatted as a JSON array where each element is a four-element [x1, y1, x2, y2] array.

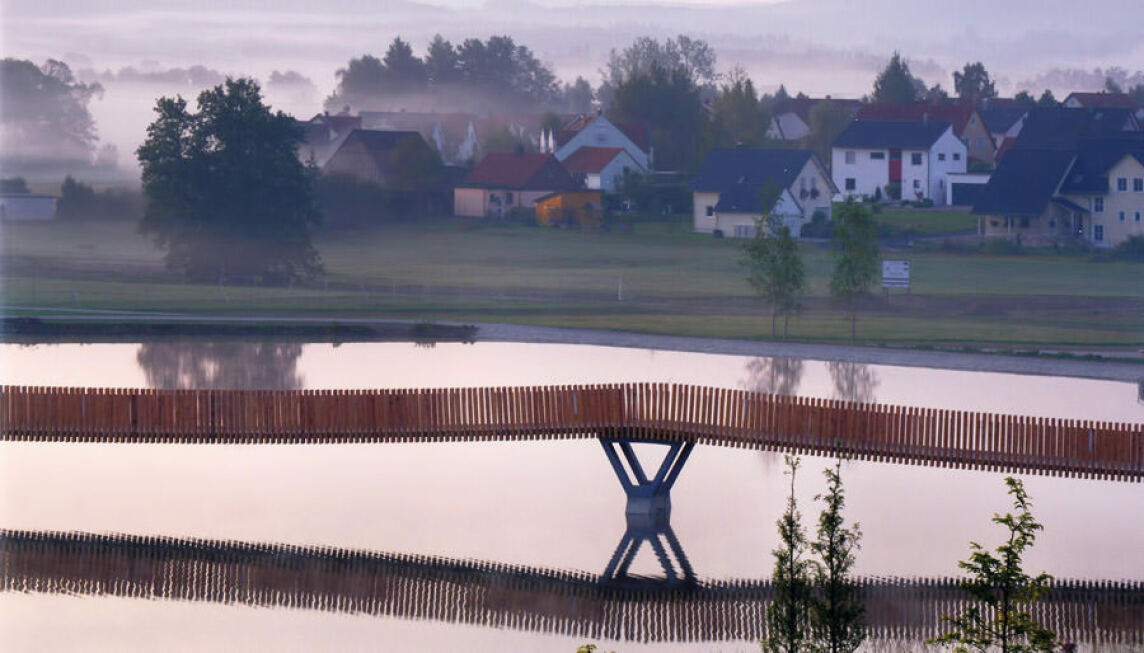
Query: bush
[[713, 229, 724, 238], [799, 210, 832, 238], [884, 181, 901, 201], [56, 176, 144, 221], [1108, 235, 1144, 262]]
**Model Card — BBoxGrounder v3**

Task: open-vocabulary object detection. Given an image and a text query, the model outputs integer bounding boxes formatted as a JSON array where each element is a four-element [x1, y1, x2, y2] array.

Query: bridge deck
[[2, 384, 1141, 481], [2, 530, 1141, 645]]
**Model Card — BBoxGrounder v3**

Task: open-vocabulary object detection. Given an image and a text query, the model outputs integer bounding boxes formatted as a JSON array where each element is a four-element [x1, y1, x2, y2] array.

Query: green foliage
[[1036, 90, 1057, 108], [742, 213, 804, 338], [810, 460, 865, 653], [830, 200, 879, 341], [1013, 91, 1036, 107], [562, 77, 595, 114], [609, 64, 707, 171], [56, 176, 144, 221], [931, 477, 1056, 653], [1108, 235, 1144, 262], [0, 58, 103, 168], [620, 170, 691, 217], [801, 102, 855, 167], [953, 62, 997, 103], [764, 455, 813, 653], [708, 67, 768, 148], [602, 35, 716, 90], [870, 52, 921, 105], [1, 177, 30, 194], [137, 78, 321, 284]]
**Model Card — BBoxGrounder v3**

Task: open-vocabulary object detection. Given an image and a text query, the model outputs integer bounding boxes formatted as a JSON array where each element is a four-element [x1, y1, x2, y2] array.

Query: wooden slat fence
[[1, 384, 1140, 481], [3, 529, 1142, 646]]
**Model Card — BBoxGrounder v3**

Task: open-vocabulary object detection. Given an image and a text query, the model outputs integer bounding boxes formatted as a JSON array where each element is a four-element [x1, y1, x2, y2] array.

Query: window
[[844, 151, 856, 164], [1093, 196, 1104, 213], [1117, 177, 1128, 191], [938, 153, 946, 161], [870, 152, 885, 160], [953, 153, 962, 161], [911, 152, 923, 165], [845, 178, 856, 191], [1135, 178, 1143, 192], [734, 225, 756, 238], [1137, 211, 1142, 223], [913, 179, 921, 189], [1093, 224, 1104, 241], [705, 205, 714, 217], [1119, 211, 1126, 222]]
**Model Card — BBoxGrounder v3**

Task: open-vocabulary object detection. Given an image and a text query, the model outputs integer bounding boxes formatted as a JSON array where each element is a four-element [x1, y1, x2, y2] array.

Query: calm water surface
[[1, 341, 1141, 651]]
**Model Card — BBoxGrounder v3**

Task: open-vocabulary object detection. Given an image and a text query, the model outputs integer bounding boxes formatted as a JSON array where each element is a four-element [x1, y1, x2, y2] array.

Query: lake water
[[1, 341, 1142, 651]]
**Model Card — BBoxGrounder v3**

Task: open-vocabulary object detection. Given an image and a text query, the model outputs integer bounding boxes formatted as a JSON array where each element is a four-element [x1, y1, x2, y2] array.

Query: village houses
[[831, 120, 967, 204], [453, 151, 578, 218]]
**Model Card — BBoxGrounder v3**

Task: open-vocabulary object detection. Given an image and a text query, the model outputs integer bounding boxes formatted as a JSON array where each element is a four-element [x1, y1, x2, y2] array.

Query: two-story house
[[856, 104, 995, 165], [831, 121, 967, 204], [691, 148, 834, 238], [542, 114, 652, 185]]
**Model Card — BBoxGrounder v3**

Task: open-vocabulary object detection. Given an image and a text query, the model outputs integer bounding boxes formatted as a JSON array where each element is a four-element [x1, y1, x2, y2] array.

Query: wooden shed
[[534, 190, 604, 228]]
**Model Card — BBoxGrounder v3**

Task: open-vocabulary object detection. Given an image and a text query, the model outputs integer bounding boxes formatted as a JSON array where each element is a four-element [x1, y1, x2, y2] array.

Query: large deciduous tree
[[829, 199, 879, 342], [931, 477, 1056, 653], [709, 67, 768, 148], [870, 52, 921, 105], [137, 78, 321, 284], [0, 57, 103, 169], [609, 63, 706, 171], [954, 62, 998, 104]]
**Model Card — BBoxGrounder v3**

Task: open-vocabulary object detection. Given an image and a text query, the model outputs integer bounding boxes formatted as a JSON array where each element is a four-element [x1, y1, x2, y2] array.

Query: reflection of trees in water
[[136, 341, 304, 389], [828, 361, 879, 404], [741, 357, 805, 396]]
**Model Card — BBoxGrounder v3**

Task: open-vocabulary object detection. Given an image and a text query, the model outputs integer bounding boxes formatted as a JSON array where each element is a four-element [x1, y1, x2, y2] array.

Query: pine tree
[[764, 456, 813, 653], [931, 477, 1056, 653], [809, 460, 865, 653]]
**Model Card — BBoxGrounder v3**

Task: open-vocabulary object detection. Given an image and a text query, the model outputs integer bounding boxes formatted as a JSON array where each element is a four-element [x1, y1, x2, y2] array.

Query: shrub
[[800, 210, 832, 238], [56, 176, 144, 221], [713, 229, 724, 238], [1109, 235, 1144, 262]]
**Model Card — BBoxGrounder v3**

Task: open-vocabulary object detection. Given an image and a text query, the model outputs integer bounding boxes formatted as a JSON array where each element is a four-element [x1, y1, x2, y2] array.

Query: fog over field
[[3, 0, 1143, 176]]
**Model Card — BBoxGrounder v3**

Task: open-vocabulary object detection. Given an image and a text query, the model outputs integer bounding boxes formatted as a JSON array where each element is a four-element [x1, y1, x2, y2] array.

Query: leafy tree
[[425, 34, 460, 85], [327, 54, 386, 109], [0, 58, 103, 168], [602, 35, 716, 89], [924, 83, 951, 104], [1104, 76, 1124, 94], [931, 477, 1056, 653], [1013, 90, 1036, 107], [954, 62, 998, 104], [801, 101, 855, 167], [829, 199, 879, 342], [764, 455, 813, 653], [0, 177, 29, 193], [137, 78, 321, 283], [809, 460, 865, 653], [1036, 90, 1057, 108], [562, 76, 594, 114], [870, 52, 921, 105], [743, 211, 804, 338], [1127, 84, 1144, 106], [609, 63, 706, 171], [709, 67, 768, 148]]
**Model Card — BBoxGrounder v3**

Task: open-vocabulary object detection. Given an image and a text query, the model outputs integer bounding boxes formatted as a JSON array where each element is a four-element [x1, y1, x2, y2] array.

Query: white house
[[542, 114, 652, 173], [560, 146, 643, 192], [831, 120, 966, 204], [691, 149, 835, 238], [0, 194, 55, 221]]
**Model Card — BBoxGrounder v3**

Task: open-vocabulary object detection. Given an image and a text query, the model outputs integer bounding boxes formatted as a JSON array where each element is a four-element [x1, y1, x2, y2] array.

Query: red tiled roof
[[772, 97, 862, 122], [1063, 92, 1138, 109], [555, 115, 651, 153], [857, 104, 975, 134], [461, 152, 576, 190], [562, 147, 624, 174]]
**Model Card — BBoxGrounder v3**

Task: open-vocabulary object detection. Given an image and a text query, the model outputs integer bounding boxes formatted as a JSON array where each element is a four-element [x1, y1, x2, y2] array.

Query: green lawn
[[872, 207, 977, 235], [2, 217, 1142, 349]]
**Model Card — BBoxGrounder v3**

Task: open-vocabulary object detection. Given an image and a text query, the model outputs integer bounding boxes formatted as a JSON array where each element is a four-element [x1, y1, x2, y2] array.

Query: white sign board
[[882, 259, 910, 288]]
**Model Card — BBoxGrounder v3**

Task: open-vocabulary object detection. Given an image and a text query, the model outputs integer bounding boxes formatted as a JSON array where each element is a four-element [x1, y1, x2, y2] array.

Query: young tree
[[742, 212, 804, 338], [954, 62, 998, 104], [932, 477, 1056, 653], [829, 200, 879, 342], [809, 460, 865, 653], [764, 456, 813, 653], [709, 67, 768, 148], [1036, 90, 1058, 108], [870, 52, 920, 105], [137, 78, 322, 284]]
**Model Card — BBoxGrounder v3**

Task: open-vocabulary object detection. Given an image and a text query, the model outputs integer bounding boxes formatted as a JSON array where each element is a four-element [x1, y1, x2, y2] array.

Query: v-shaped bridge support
[[599, 438, 695, 519], [601, 514, 696, 588]]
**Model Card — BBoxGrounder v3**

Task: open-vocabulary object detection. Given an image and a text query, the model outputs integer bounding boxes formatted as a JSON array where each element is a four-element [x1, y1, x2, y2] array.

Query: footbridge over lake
[[3, 384, 1141, 483], [2, 530, 1140, 646]]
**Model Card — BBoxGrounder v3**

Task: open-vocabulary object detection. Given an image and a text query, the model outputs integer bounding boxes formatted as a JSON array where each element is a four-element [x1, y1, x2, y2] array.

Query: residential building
[[542, 114, 652, 173], [765, 97, 862, 142], [561, 146, 643, 192], [1062, 92, 1140, 110], [831, 121, 966, 204], [856, 104, 996, 164], [0, 194, 55, 221], [296, 112, 362, 166], [322, 130, 439, 188], [691, 148, 834, 238], [454, 152, 578, 218]]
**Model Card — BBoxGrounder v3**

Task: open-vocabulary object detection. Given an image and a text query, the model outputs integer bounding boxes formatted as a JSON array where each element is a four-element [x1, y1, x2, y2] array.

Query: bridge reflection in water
[[2, 529, 1141, 647]]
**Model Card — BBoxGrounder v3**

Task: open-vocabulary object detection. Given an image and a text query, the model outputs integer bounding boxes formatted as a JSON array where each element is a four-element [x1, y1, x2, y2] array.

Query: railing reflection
[[2, 529, 1141, 646]]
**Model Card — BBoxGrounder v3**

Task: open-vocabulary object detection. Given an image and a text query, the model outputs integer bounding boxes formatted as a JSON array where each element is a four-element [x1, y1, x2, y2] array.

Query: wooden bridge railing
[[1, 384, 1141, 481]]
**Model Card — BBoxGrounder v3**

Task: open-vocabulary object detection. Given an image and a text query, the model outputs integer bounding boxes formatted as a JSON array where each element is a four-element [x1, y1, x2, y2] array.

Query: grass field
[[2, 217, 1142, 349], [873, 207, 977, 235]]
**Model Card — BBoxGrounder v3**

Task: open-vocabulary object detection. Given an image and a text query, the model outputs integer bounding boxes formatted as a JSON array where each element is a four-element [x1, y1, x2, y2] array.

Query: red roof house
[[454, 152, 578, 218]]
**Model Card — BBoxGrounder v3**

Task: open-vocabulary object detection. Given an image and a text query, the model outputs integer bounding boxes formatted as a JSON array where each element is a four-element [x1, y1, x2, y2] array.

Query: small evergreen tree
[[743, 212, 805, 338], [809, 460, 865, 653], [931, 477, 1056, 653], [764, 455, 813, 653], [870, 52, 920, 104]]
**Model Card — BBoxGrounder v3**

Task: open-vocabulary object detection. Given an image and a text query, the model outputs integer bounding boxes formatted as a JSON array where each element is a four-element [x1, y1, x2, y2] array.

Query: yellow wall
[[536, 191, 603, 227]]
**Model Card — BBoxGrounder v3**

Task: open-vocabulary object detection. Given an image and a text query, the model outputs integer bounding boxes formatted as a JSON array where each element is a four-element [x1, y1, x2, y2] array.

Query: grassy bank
[[2, 217, 1142, 349]]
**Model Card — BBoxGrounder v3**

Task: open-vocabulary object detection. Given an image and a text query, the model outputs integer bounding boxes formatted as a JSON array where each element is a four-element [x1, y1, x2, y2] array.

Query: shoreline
[[2, 311, 1142, 383]]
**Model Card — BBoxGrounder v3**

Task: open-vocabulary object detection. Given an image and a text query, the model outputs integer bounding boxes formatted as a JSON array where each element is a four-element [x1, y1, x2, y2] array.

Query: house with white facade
[[453, 152, 578, 218], [560, 147, 643, 192], [831, 120, 966, 204], [542, 114, 652, 173], [691, 148, 834, 238]]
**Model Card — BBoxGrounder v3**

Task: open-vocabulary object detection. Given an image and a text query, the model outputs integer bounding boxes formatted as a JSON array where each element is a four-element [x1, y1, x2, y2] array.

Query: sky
[[3, 0, 1143, 173]]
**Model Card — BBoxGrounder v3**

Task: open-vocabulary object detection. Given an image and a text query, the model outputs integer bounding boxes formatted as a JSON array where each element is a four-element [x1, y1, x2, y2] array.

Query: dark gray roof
[[690, 148, 816, 194], [1011, 107, 1139, 151], [1059, 138, 1144, 194], [972, 149, 1075, 216], [979, 107, 1026, 134], [832, 120, 951, 149], [713, 182, 787, 213]]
